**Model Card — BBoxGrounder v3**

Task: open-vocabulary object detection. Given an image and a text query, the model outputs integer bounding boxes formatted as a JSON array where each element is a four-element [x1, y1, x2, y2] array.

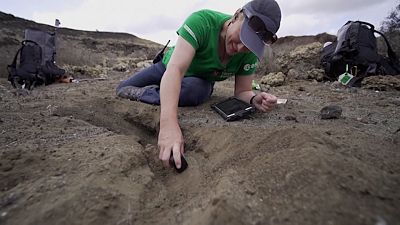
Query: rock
[[306, 68, 325, 81], [284, 115, 297, 121], [11, 89, 30, 97], [289, 42, 323, 60], [361, 75, 400, 91], [348, 88, 358, 93], [389, 98, 400, 106], [276, 42, 323, 78], [136, 60, 153, 70], [260, 84, 271, 91], [287, 68, 300, 80], [320, 105, 342, 119], [331, 81, 342, 88], [260, 72, 286, 87], [64, 65, 108, 77], [357, 117, 370, 124], [112, 62, 129, 72]]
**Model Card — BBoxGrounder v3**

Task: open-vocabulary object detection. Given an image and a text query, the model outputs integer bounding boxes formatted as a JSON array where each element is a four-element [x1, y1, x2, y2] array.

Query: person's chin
[[227, 48, 236, 56], [225, 44, 234, 56], [231, 44, 238, 54]]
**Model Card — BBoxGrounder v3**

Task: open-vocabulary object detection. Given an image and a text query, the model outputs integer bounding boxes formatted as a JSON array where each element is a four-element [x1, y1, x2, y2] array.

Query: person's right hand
[[158, 121, 184, 169]]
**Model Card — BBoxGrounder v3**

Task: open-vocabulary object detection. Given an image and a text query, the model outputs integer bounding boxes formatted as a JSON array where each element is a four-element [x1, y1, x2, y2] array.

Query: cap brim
[[240, 16, 265, 61]]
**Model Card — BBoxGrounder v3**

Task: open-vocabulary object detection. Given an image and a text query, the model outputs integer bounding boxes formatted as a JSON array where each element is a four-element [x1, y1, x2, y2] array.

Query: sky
[[0, 0, 398, 45]]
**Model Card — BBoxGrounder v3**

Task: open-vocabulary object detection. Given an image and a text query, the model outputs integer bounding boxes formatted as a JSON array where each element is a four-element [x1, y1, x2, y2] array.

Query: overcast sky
[[1, 0, 398, 45]]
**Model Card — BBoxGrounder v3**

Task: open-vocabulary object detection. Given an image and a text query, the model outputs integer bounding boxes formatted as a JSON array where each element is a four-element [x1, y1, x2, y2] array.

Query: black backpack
[[7, 29, 65, 90], [320, 21, 400, 86]]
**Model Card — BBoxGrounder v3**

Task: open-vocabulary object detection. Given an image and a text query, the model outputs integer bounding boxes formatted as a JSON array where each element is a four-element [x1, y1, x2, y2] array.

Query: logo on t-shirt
[[213, 70, 234, 79], [243, 63, 257, 71]]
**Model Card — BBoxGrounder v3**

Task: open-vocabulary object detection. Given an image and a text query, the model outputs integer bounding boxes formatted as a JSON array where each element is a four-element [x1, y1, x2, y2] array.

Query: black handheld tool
[[169, 152, 188, 173], [153, 40, 171, 64]]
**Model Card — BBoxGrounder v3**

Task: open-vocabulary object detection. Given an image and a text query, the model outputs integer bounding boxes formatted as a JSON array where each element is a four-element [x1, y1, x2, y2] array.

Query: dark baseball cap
[[240, 0, 281, 61]]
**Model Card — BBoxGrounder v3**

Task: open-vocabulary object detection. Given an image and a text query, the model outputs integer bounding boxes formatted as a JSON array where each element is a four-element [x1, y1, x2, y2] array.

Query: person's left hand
[[252, 92, 277, 112]]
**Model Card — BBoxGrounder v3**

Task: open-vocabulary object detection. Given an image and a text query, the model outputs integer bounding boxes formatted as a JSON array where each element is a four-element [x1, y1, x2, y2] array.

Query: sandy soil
[[0, 71, 400, 225]]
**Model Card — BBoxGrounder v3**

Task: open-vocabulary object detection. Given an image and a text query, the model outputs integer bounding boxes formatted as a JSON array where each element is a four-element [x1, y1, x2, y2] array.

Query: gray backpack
[[7, 29, 65, 89]]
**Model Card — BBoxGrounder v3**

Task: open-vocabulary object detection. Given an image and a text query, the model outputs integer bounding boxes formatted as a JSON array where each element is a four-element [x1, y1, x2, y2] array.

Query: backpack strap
[[355, 20, 398, 61], [8, 41, 24, 71], [7, 41, 25, 87], [356, 21, 375, 30], [373, 30, 398, 62], [8, 40, 40, 69], [356, 21, 400, 75]]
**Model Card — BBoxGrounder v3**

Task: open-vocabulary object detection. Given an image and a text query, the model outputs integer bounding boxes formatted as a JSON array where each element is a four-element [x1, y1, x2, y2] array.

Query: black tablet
[[211, 97, 256, 121]]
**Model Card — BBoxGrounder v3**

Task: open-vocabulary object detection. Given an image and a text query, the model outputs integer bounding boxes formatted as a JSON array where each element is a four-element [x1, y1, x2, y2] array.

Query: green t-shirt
[[162, 9, 258, 82]]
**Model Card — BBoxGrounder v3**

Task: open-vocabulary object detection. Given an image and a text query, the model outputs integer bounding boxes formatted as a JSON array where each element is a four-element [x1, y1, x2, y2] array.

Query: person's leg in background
[[139, 76, 214, 106], [116, 61, 213, 106], [116, 61, 166, 93]]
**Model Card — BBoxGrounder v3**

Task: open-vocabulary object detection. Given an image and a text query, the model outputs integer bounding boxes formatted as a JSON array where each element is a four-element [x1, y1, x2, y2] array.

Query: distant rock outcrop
[[256, 33, 336, 78], [276, 42, 323, 75]]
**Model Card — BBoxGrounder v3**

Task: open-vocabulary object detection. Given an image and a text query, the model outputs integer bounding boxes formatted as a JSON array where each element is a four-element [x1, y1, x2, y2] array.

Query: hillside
[[0, 11, 161, 79]]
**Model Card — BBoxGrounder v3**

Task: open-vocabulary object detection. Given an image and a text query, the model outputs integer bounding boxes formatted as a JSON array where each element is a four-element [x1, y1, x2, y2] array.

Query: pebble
[[320, 105, 342, 119], [284, 115, 297, 121]]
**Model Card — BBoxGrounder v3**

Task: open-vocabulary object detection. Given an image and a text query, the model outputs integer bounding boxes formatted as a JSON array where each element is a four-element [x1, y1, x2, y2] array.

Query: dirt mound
[[1, 11, 400, 225]]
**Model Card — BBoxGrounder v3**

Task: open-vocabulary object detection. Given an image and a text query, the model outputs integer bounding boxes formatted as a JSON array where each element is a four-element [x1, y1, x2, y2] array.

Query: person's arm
[[234, 75, 277, 112], [158, 36, 195, 168]]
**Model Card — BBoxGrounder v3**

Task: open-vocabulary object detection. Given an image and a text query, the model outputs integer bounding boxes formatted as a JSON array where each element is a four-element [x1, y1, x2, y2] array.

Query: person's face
[[225, 13, 250, 56]]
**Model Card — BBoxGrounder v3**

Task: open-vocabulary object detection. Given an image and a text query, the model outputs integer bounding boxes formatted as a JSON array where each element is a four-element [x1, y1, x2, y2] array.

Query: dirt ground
[[0, 71, 400, 225]]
